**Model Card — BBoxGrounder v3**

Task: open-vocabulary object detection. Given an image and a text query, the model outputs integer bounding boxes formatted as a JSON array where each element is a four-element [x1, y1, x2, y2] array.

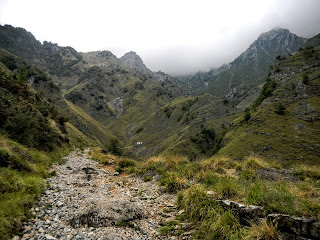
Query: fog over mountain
[[0, 0, 320, 75]]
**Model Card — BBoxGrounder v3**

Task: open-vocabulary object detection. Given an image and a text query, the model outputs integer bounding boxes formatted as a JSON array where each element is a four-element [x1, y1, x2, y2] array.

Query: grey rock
[[310, 221, 320, 238], [206, 190, 214, 195], [301, 217, 317, 236], [246, 205, 264, 217], [295, 123, 306, 130], [23, 226, 32, 234], [45, 234, 57, 240], [69, 200, 145, 227]]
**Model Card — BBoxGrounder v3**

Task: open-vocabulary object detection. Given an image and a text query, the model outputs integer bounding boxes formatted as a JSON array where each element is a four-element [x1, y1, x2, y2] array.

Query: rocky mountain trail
[[13, 149, 192, 240]]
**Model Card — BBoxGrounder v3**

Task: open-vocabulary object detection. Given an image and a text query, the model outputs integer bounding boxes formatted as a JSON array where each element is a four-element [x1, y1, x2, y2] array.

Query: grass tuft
[[244, 221, 280, 240]]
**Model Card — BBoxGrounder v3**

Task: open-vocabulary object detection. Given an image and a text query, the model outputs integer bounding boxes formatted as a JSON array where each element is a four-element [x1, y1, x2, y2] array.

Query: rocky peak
[[239, 28, 306, 62], [120, 51, 153, 75], [258, 28, 290, 40], [183, 28, 307, 99]]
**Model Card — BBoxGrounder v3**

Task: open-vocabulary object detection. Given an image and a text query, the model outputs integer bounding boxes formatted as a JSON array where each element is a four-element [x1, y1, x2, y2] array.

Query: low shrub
[[143, 176, 152, 182], [302, 73, 309, 84], [117, 158, 136, 168], [274, 102, 285, 115], [107, 139, 123, 156]]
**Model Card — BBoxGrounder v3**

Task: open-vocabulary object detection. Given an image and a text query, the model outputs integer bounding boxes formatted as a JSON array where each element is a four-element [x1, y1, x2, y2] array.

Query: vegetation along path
[[14, 149, 186, 240]]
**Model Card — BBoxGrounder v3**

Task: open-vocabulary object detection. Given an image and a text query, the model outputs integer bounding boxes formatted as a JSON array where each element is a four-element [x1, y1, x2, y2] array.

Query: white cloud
[[0, 0, 319, 75]]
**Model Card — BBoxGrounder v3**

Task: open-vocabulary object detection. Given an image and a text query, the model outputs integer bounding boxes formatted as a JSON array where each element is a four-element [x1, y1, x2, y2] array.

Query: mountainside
[[0, 25, 42, 61], [183, 28, 306, 101], [120, 51, 153, 76], [0, 25, 84, 80], [217, 46, 320, 165], [0, 36, 116, 147], [0, 25, 233, 158], [0, 54, 68, 150], [303, 33, 320, 49], [1, 24, 318, 161], [120, 51, 185, 93], [126, 93, 239, 158]]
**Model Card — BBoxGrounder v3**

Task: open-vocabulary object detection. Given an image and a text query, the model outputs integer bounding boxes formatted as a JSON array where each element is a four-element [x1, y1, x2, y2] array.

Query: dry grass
[[90, 147, 115, 165], [244, 221, 281, 240], [244, 157, 267, 170]]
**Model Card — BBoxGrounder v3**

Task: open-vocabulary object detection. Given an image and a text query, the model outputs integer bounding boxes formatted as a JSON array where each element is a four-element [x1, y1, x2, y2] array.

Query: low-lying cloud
[[0, 0, 319, 75]]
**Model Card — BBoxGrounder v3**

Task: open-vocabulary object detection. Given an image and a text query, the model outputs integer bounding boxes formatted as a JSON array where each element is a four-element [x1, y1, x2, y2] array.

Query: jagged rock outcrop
[[120, 51, 153, 76]]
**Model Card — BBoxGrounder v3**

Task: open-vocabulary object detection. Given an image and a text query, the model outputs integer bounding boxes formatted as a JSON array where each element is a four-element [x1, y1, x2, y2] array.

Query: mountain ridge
[[178, 28, 307, 101]]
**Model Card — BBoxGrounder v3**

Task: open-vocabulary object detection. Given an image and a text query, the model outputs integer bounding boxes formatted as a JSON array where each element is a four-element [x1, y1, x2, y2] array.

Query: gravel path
[[13, 149, 192, 240]]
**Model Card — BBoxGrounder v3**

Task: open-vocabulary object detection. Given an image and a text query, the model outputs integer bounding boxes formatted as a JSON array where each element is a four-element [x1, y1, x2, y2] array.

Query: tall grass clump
[[178, 185, 244, 240]]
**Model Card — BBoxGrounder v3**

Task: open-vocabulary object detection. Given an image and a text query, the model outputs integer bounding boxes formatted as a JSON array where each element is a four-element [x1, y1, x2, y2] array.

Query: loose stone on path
[[14, 149, 184, 240]]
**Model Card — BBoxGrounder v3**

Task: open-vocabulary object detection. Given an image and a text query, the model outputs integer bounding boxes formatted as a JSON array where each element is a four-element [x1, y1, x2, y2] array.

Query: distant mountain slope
[[66, 51, 236, 158], [217, 47, 320, 165], [185, 28, 307, 101], [124, 93, 239, 158], [0, 25, 42, 61], [303, 33, 320, 49], [0, 25, 84, 81], [0, 24, 241, 158], [120, 51, 185, 94], [0, 47, 116, 147]]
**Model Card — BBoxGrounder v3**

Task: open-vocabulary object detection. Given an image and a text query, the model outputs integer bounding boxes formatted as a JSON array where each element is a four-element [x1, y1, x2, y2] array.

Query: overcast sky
[[0, 0, 320, 75]]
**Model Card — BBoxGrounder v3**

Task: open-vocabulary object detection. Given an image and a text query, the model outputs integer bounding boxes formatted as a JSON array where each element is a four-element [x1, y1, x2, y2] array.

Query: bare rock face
[[120, 51, 153, 76], [69, 200, 145, 227]]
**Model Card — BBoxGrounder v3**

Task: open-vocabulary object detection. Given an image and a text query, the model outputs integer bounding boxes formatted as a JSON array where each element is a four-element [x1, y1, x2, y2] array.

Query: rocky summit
[[179, 28, 307, 100], [120, 51, 153, 76]]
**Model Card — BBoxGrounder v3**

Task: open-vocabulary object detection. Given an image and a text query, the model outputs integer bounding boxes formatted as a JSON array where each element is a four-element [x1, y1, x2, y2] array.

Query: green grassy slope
[[217, 47, 320, 166], [0, 24, 241, 159], [63, 58, 241, 158], [113, 93, 240, 158], [0, 135, 72, 239], [63, 100, 116, 146], [0, 48, 116, 147], [0, 58, 76, 239], [303, 33, 320, 49]]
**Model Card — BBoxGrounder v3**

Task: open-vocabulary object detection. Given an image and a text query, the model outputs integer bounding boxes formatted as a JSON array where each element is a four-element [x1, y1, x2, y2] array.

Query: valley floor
[[13, 149, 186, 240]]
